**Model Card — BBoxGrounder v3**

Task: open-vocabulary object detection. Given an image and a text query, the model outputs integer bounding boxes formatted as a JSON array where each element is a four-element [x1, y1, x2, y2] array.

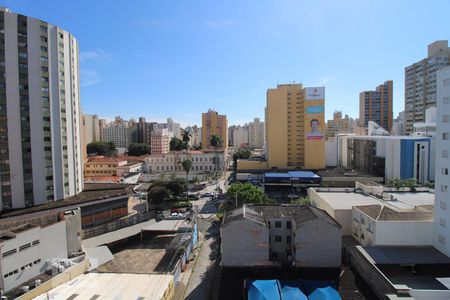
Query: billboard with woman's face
[[305, 103, 324, 140], [303, 87, 325, 169]]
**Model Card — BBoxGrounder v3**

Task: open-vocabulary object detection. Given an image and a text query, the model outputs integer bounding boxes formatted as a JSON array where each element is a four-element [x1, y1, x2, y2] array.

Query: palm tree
[[181, 129, 192, 149], [181, 159, 192, 195], [210, 135, 223, 179]]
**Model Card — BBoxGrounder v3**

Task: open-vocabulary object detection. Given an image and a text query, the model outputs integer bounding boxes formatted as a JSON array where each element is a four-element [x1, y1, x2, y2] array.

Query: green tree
[[87, 141, 116, 156], [387, 177, 402, 189], [424, 181, 435, 189], [182, 159, 192, 183], [148, 184, 170, 205], [290, 197, 310, 205], [226, 182, 270, 205], [170, 137, 187, 151], [166, 178, 188, 198], [128, 143, 150, 156], [181, 129, 191, 149], [232, 149, 251, 182], [210, 135, 223, 177]]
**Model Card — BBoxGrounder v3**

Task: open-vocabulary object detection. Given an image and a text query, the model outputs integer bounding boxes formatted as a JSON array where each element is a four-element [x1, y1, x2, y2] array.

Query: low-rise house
[[352, 204, 433, 246], [221, 204, 342, 268]]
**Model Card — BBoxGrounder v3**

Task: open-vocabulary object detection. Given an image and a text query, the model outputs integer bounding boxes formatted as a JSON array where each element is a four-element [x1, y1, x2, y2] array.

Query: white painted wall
[[0, 221, 68, 292], [325, 139, 337, 167]]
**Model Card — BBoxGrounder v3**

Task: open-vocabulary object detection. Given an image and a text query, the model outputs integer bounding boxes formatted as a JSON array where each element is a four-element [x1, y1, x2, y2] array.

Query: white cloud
[[80, 50, 112, 63], [80, 69, 101, 87]]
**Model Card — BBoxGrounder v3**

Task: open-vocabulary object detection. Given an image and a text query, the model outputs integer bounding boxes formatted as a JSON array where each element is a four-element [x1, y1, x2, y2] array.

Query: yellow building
[[202, 109, 228, 149], [266, 84, 325, 170]]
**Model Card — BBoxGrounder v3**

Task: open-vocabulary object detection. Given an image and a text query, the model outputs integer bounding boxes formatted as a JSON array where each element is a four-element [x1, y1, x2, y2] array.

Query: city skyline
[[3, 0, 450, 126]]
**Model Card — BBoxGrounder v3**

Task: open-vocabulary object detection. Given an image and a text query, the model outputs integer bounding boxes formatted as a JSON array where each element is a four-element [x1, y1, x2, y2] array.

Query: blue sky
[[3, 0, 450, 126]]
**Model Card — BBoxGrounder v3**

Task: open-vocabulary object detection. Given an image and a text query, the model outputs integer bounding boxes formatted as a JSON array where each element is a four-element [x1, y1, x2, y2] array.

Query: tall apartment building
[[325, 111, 356, 139], [230, 124, 249, 148], [266, 84, 325, 169], [0, 7, 83, 209], [101, 124, 137, 148], [150, 128, 170, 155], [152, 118, 181, 140], [405, 40, 450, 133], [433, 66, 450, 257], [359, 81, 393, 131], [249, 117, 265, 149], [185, 125, 201, 148], [202, 109, 228, 149], [81, 114, 101, 158]]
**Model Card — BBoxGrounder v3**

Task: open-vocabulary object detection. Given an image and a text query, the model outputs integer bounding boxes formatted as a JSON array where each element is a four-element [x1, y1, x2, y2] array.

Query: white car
[[170, 212, 183, 217]]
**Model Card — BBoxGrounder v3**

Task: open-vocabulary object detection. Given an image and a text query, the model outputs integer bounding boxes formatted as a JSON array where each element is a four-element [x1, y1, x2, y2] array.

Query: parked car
[[170, 212, 183, 217]]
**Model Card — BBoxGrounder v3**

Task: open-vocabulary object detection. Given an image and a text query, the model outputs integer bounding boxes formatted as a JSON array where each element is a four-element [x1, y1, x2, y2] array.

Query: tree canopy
[[87, 141, 116, 156], [226, 183, 272, 205], [128, 143, 150, 156], [170, 137, 188, 151], [182, 159, 192, 175], [210, 134, 223, 149], [147, 178, 188, 204], [181, 129, 191, 148]]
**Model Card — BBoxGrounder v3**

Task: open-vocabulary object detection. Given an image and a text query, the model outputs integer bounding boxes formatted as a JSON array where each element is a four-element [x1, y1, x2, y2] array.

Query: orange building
[[202, 109, 228, 149]]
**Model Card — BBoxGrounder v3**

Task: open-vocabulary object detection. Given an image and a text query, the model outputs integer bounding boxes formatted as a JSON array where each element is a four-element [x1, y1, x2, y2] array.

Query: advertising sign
[[305, 87, 325, 100], [305, 105, 324, 140]]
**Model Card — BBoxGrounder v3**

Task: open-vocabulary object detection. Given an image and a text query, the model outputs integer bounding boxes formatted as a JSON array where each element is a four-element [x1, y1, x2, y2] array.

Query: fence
[[82, 212, 153, 239]]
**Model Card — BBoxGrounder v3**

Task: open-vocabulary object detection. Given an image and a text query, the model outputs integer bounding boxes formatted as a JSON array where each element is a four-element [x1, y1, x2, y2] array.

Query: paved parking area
[[97, 234, 175, 273]]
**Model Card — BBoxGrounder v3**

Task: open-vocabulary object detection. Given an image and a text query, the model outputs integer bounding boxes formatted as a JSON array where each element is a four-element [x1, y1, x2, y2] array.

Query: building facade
[[335, 135, 434, 184], [266, 84, 325, 169], [0, 7, 83, 210], [202, 109, 228, 150], [101, 123, 137, 149], [248, 117, 265, 149], [359, 81, 393, 131], [230, 124, 249, 148], [325, 111, 357, 139], [405, 40, 450, 133], [150, 128, 170, 155], [221, 205, 342, 268], [433, 66, 450, 257], [145, 150, 225, 174]]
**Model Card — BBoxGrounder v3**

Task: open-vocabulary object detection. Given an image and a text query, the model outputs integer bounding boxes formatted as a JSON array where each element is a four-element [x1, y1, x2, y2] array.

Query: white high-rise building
[[232, 124, 249, 148], [101, 123, 137, 149], [433, 66, 450, 256], [0, 7, 83, 210], [249, 118, 265, 149]]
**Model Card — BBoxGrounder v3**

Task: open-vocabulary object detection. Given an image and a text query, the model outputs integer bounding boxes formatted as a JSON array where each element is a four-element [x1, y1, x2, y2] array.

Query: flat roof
[[288, 171, 320, 178], [314, 191, 380, 210], [33, 272, 174, 300], [314, 190, 434, 211], [359, 246, 450, 265], [265, 173, 291, 178], [387, 192, 435, 209]]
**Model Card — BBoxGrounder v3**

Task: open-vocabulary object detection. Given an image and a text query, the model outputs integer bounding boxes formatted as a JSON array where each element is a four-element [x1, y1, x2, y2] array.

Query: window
[[275, 221, 282, 228], [441, 201, 447, 210], [439, 235, 446, 244], [440, 218, 447, 227], [444, 97, 450, 105], [444, 115, 450, 123], [21, 262, 32, 271], [275, 236, 282, 242], [33, 259, 41, 265], [443, 133, 449, 140], [442, 168, 449, 175], [32, 239, 40, 246], [441, 185, 448, 193], [443, 150, 449, 158], [2, 249, 17, 258], [286, 221, 291, 229], [286, 236, 291, 243], [19, 243, 31, 252]]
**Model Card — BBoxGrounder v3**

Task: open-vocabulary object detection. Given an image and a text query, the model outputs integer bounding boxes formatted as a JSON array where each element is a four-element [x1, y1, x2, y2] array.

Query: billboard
[[305, 106, 324, 140], [305, 87, 325, 100]]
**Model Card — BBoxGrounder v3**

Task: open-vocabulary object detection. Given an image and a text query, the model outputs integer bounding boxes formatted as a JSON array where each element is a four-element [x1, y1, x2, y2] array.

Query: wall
[[16, 259, 90, 300], [375, 221, 433, 246], [266, 87, 288, 169], [325, 139, 337, 167], [294, 218, 341, 267], [1, 221, 68, 292], [221, 219, 269, 267], [237, 160, 268, 171], [267, 217, 292, 262]]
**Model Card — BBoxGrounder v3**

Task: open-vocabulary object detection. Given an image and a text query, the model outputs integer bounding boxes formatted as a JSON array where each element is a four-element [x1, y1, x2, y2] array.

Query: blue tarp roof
[[248, 280, 281, 300], [280, 282, 308, 300], [308, 287, 341, 300]]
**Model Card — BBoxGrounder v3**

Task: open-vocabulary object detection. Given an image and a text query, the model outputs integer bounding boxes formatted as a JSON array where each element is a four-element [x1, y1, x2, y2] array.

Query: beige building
[[202, 109, 228, 149], [150, 128, 170, 155], [325, 111, 357, 139], [249, 118, 265, 149], [266, 84, 325, 169]]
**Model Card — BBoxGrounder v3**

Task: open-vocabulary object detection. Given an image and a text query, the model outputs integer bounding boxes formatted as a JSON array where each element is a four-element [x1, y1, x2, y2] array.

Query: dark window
[[275, 221, 282, 228], [275, 235, 282, 242], [286, 236, 291, 243], [286, 221, 291, 229]]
